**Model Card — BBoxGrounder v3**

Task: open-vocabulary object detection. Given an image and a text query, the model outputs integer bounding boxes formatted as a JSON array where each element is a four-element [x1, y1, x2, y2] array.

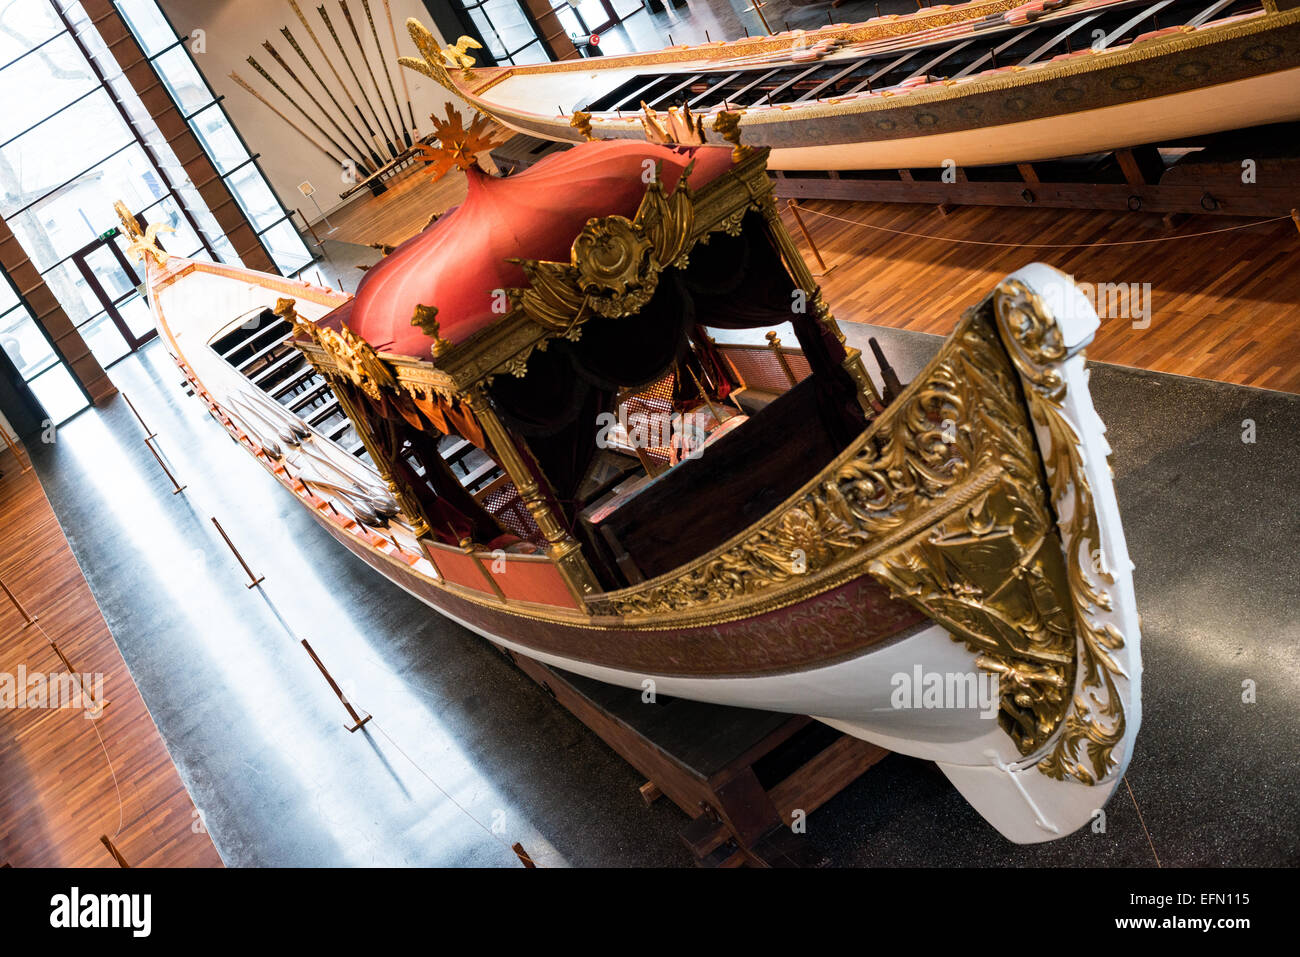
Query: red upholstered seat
[[322, 140, 736, 362]]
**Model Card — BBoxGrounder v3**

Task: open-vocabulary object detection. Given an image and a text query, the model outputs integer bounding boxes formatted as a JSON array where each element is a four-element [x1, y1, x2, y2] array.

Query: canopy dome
[[328, 140, 737, 361]]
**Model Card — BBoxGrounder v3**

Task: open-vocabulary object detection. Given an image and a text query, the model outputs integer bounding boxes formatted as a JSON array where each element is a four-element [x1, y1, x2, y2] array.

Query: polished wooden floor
[[325, 162, 1299, 394], [778, 200, 1300, 394], [0, 446, 222, 867]]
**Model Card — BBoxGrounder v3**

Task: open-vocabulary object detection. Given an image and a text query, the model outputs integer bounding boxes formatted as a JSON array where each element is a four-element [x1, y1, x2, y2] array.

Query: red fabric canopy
[[331, 140, 737, 361]]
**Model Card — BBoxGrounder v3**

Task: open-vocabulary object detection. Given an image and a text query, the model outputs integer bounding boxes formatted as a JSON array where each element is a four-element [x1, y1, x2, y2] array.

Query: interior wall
[[158, 0, 461, 221]]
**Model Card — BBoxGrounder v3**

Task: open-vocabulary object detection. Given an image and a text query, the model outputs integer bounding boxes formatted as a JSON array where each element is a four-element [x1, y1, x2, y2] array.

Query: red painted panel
[[429, 547, 496, 595], [484, 556, 579, 609]]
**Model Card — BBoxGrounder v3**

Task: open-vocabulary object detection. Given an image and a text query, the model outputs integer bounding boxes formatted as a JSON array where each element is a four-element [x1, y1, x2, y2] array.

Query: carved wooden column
[[755, 194, 881, 412], [79, 0, 276, 273], [466, 385, 600, 606]]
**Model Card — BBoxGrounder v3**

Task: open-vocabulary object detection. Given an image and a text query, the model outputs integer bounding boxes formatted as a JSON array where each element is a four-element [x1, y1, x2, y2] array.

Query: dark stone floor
[[24, 235, 1300, 866]]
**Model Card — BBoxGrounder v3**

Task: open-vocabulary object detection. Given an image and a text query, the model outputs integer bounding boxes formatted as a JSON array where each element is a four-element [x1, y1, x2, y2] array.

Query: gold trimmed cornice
[[298, 145, 776, 399]]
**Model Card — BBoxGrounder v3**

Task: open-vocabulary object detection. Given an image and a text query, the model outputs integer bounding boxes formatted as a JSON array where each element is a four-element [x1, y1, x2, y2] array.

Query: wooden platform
[[0, 446, 222, 868], [497, 643, 888, 867]]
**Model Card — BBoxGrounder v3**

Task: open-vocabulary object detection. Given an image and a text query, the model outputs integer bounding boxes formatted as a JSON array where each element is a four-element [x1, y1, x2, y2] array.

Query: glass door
[[68, 218, 159, 366]]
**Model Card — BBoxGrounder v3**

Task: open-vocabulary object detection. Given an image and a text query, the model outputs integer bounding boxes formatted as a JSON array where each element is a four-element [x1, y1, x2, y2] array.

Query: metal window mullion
[[0, 84, 103, 151], [4, 140, 135, 220], [0, 27, 68, 74], [52, 1, 220, 262]]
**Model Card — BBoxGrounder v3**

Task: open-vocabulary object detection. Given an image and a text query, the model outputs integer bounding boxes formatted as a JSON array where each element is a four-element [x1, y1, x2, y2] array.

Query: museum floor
[[12, 254, 1298, 863]]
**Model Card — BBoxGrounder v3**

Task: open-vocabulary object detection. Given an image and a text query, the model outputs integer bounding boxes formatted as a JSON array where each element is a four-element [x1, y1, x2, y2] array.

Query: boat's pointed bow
[[945, 263, 1142, 843]]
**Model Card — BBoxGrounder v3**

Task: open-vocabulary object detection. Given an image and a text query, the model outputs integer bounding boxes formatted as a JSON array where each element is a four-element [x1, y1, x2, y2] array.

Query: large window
[[462, 1, 548, 66], [0, 0, 317, 424], [0, 274, 88, 425], [112, 0, 314, 275]]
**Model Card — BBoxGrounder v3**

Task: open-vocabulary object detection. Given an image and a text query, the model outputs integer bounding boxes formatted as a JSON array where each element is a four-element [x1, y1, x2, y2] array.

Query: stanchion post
[[211, 517, 264, 588], [512, 842, 536, 868], [0, 574, 37, 626], [786, 199, 833, 276], [100, 835, 130, 868], [300, 638, 371, 731], [144, 440, 186, 494], [121, 393, 157, 440]]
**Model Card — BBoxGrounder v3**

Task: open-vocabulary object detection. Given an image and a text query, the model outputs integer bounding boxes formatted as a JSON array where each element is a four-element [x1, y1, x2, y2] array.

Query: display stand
[[495, 644, 889, 867]]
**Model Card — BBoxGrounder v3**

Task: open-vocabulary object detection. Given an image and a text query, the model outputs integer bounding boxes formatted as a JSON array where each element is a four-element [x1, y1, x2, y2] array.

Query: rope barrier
[[791, 205, 1291, 249]]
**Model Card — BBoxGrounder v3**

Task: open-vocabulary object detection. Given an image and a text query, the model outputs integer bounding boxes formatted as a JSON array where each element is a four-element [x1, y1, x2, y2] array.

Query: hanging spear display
[[338, 0, 404, 153], [247, 55, 374, 176], [381, 0, 417, 136], [262, 40, 378, 170], [318, 3, 397, 157], [287, 0, 391, 161], [362, 0, 412, 147], [229, 69, 345, 169], [280, 26, 383, 167]]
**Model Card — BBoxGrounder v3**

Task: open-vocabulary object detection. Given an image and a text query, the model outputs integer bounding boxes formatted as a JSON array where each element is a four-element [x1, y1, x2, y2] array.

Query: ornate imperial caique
[[121, 81, 1142, 843]]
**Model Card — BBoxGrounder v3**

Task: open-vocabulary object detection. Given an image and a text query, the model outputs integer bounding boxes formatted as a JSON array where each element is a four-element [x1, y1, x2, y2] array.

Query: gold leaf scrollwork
[[115, 199, 174, 267], [315, 323, 397, 401], [572, 216, 655, 312], [399, 19, 458, 94], [508, 161, 696, 333], [993, 279, 1128, 785]]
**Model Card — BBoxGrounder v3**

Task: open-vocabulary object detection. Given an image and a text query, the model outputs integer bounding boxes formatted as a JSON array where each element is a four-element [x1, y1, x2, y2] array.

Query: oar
[[339, 0, 404, 153], [319, 2, 398, 158], [287, 0, 390, 160], [262, 40, 378, 172], [362, 0, 412, 147], [280, 26, 384, 168], [381, 0, 417, 136], [246, 55, 374, 176], [229, 69, 344, 170]]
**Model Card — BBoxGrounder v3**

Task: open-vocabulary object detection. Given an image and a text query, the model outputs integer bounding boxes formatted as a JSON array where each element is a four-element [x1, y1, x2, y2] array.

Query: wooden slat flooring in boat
[[0, 449, 223, 868], [777, 199, 1300, 394]]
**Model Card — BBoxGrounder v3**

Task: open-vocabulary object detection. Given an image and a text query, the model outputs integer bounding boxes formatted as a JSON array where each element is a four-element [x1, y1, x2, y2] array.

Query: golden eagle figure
[[440, 35, 482, 75]]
